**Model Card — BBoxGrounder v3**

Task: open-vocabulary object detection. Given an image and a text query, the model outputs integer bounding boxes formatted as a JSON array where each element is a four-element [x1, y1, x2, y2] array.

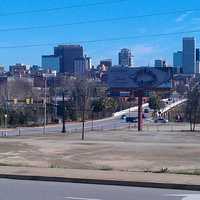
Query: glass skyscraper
[[119, 48, 132, 67], [54, 45, 83, 74], [182, 37, 196, 74], [173, 51, 182, 68]]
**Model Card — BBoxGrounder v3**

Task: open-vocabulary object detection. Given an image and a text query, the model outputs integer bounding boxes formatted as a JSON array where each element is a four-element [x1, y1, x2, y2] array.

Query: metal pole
[[53, 77, 57, 121], [138, 91, 143, 132], [82, 110, 85, 140], [4, 114, 7, 136], [129, 101, 131, 129], [82, 97, 86, 140], [43, 76, 47, 135], [91, 111, 94, 131], [62, 91, 66, 133]]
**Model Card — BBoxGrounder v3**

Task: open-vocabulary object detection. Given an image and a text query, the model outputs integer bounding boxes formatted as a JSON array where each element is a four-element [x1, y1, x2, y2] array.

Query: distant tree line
[[0, 77, 134, 128]]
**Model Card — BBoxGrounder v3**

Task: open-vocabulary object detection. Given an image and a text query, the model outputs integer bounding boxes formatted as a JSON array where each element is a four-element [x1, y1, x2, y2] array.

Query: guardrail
[[160, 99, 187, 114], [113, 103, 149, 118]]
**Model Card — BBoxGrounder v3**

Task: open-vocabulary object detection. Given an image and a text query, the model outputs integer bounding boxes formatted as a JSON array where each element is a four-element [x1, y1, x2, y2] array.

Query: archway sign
[[108, 67, 173, 131]]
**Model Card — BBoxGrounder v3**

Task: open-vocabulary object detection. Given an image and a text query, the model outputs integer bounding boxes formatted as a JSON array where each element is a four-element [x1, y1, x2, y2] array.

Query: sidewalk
[[0, 167, 200, 190]]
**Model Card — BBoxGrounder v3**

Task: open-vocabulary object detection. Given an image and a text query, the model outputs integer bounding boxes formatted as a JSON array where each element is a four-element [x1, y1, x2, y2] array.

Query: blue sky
[[0, 0, 200, 69]]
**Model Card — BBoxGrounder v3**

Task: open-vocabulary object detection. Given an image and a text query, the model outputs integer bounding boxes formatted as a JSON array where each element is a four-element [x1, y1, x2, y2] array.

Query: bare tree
[[186, 84, 200, 131], [72, 79, 90, 140], [7, 77, 33, 100]]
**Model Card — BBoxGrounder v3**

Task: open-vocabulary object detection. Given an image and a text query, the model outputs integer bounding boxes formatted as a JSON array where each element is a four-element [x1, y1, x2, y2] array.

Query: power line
[[0, 8, 199, 32], [0, 0, 127, 16], [0, 29, 199, 49]]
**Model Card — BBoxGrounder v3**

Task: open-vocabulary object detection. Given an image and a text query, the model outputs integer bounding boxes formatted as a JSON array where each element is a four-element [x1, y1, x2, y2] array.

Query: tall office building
[[0, 65, 4, 74], [173, 51, 183, 68], [119, 48, 132, 66], [74, 56, 91, 76], [154, 59, 166, 68], [86, 57, 92, 70], [54, 45, 83, 74], [182, 37, 196, 74], [196, 48, 200, 74], [42, 55, 60, 72]]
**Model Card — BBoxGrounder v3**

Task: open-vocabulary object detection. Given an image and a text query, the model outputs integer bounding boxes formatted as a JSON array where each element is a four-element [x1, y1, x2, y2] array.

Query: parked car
[[154, 118, 168, 123], [144, 108, 149, 113], [120, 115, 127, 120], [126, 117, 138, 123]]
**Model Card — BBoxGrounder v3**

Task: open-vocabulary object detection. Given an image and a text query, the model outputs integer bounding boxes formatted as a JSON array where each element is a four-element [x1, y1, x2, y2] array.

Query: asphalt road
[[2, 117, 128, 137], [0, 179, 199, 200]]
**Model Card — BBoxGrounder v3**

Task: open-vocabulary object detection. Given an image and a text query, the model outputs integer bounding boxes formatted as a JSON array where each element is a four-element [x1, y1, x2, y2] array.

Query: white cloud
[[176, 12, 192, 22], [132, 44, 154, 55], [131, 44, 156, 66]]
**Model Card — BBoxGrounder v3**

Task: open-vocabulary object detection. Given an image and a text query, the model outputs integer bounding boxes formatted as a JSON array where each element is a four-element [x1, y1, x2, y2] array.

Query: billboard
[[108, 67, 173, 90]]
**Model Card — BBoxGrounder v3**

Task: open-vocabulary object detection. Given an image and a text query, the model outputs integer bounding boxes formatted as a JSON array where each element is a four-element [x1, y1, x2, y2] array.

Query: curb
[[0, 174, 200, 191]]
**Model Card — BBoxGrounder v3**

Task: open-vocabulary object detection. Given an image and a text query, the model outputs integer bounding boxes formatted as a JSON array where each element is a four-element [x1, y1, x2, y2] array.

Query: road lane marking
[[64, 197, 102, 200], [167, 194, 200, 200]]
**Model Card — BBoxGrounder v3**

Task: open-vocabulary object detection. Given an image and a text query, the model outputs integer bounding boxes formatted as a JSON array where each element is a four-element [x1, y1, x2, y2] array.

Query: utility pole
[[138, 90, 144, 132], [91, 111, 94, 131], [62, 91, 66, 133], [43, 75, 47, 135], [82, 96, 86, 140], [4, 114, 7, 136], [128, 103, 131, 129]]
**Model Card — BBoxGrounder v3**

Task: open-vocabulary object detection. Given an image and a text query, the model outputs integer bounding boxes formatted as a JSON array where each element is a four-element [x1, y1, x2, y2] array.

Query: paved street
[[1, 117, 128, 137], [0, 179, 199, 200]]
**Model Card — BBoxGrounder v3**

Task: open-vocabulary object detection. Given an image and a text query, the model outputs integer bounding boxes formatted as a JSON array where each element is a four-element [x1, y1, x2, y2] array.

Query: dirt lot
[[1, 128, 200, 173]]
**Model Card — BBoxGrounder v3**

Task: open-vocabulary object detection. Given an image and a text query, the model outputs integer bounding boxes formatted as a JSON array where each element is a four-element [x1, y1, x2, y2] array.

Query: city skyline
[[0, 0, 200, 68]]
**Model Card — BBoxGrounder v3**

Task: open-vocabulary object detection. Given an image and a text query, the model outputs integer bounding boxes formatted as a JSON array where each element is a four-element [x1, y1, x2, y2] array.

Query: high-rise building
[[0, 65, 4, 74], [54, 45, 83, 74], [74, 56, 91, 76], [182, 37, 196, 74], [196, 48, 200, 74], [173, 51, 183, 68], [42, 55, 60, 72], [154, 59, 166, 68], [119, 48, 132, 66], [86, 57, 92, 70]]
